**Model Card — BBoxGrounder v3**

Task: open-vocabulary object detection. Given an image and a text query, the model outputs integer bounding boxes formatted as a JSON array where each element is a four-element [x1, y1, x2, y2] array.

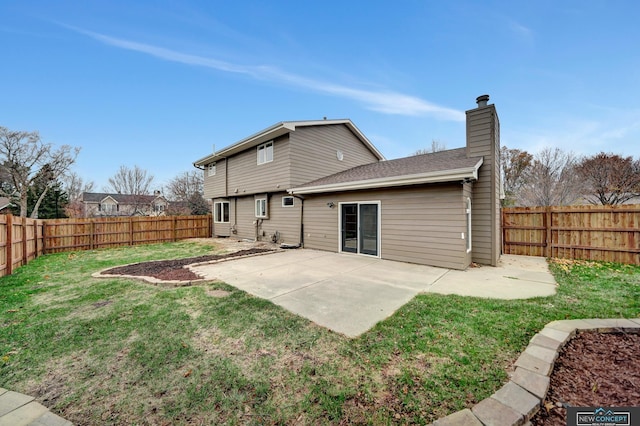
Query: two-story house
[[82, 191, 169, 218], [194, 95, 501, 270]]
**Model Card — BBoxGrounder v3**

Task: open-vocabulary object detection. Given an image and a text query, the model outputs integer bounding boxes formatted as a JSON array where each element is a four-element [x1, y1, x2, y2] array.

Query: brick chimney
[[466, 95, 501, 266]]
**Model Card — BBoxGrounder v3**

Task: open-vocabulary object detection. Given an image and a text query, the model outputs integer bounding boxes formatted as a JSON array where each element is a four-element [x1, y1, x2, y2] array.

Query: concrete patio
[[190, 249, 557, 337]]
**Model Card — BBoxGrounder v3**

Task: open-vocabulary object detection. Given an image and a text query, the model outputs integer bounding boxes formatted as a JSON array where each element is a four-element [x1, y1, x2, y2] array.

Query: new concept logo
[[568, 407, 636, 426]]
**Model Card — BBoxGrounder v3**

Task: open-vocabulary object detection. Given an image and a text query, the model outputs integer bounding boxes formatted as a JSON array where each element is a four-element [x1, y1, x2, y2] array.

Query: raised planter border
[[432, 318, 640, 426]]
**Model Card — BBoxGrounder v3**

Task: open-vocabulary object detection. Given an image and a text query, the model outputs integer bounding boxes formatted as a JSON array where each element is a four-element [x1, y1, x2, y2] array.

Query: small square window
[[282, 196, 294, 207], [257, 141, 273, 165], [208, 163, 216, 176], [255, 198, 267, 218]]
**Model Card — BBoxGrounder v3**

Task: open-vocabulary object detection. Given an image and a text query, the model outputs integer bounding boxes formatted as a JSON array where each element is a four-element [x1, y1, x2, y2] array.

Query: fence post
[[129, 217, 134, 245], [41, 219, 46, 254], [22, 218, 28, 266], [33, 220, 38, 259], [545, 207, 552, 258], [6, 214, 13, 275], [173, 216, 177, 242], [89, 220, 94, 250]]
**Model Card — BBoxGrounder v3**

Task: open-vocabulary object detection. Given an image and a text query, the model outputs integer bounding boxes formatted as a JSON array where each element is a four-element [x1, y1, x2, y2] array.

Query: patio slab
[[192, 249, 557, 337]]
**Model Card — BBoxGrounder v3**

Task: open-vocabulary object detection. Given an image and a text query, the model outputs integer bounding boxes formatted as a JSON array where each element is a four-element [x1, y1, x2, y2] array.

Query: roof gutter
[[289, 158, 483, 195]]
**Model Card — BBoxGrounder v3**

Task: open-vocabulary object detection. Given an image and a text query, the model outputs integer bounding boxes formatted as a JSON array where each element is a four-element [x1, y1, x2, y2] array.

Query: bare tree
[[62, 172, 95, 218], [165, 170, 203, 202], [413, 140, 446, 156], [500, 146, 533, 206], [577, 152, 640, 205], [105, 165, 156, 215], [519, 147, 583, 206], [0, 126, 80, 217], [106, 165, 155, 195]]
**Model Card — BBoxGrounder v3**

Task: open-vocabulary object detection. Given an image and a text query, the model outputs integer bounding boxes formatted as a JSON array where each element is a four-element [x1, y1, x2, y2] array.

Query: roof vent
[[476, 94, 490, 107]]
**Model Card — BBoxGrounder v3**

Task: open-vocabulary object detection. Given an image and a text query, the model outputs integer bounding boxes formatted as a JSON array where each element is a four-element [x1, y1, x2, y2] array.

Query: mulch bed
[[102, 248, 274, 281], [531, 330, 640, 425]]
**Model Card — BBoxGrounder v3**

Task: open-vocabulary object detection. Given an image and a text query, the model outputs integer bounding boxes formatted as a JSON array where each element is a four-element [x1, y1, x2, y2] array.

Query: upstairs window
[[257, 141, 273, 165], [208, 162, 216, 176], [100, 203, 118, 214]]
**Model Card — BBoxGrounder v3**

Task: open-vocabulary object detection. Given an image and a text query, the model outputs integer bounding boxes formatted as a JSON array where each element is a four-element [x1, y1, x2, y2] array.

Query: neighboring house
[[194, 95, 501, 269], [0, 197, 14, 214], [82, 191, 169, 218]]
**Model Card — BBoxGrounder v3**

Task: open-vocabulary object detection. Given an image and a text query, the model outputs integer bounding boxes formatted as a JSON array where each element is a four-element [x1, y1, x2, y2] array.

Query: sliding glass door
[[340, 202, 379, 256]]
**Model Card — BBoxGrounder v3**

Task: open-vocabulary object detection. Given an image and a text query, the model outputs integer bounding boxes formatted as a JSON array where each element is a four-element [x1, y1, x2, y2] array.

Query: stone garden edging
[[431, 318, 640, 426]]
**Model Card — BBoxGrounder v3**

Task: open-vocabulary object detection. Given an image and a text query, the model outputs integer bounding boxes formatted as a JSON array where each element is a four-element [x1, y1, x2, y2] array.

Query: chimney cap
[[476, 94, 490, 107]]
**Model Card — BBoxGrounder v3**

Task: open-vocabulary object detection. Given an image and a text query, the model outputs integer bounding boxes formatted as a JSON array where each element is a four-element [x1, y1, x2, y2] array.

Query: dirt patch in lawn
[[101, 248, 275, 282], [531, 330, 640, 425]]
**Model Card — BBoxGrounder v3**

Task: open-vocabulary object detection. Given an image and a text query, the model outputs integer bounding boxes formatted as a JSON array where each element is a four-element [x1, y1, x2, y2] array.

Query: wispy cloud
[[507, 19, 534, 44], [71, 27, 465, 121]]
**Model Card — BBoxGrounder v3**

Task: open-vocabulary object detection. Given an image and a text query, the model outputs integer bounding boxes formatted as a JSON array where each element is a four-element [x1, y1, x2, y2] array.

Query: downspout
[[224, 158, 228, 198]]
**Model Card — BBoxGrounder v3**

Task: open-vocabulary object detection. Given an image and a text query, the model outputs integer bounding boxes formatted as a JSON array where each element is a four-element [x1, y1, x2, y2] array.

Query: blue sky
[[2, 1, 639, 191]]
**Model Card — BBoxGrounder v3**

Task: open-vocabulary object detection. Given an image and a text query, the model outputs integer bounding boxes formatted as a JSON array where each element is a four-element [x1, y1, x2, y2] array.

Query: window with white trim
[[282, 196, 294, 207], [208, 162, 216, 176], [466, 197, 472, 253], [214, 201, 230, 223], [100, 203, 118, 214], [255, 198, 267, 218], [257, 141, 273, 165]]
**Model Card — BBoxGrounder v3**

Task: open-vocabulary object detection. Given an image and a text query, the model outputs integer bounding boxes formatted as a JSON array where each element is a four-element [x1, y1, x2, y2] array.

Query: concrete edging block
[[432, 408, 483, 425], [492, 382, 541, 418], [472, 397, 524, 426], [510, 367, 550, 400]]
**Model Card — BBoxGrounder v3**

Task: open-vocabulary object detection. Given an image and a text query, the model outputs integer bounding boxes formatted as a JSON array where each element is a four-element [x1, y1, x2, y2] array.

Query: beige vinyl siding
[[234, 196, 256, 240], [203, 159, 227, 199], [255, 193, 302, 245], [289, 125, 380, 186], [226, 135, 291, 195], [216, 194, 301, 244], [302, 184, 469, 269], [466, 104, 500, 266]]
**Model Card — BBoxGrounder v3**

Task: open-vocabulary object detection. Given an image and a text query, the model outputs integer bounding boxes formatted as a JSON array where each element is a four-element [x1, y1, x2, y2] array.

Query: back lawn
[[0, 241, 638, 425]]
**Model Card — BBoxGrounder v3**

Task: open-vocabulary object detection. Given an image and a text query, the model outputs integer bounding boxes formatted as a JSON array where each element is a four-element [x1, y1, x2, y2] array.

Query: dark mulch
[[103, 248, 274, 281], [531, 330, 640, 425]]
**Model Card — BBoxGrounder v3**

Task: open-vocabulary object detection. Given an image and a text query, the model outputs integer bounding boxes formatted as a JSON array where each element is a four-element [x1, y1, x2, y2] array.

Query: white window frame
[[257, 141, 274, 165], [255, 198, 267, 218], [100, 203, 117, 214], [208, 162, 216, 176], [214, 201, 230, 223], [282, 196, 294, 207], [337, 200, 382, 258], [466, 197, 472, 253]]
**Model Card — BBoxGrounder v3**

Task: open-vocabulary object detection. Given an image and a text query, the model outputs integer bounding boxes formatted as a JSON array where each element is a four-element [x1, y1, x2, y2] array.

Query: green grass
[[0, 242, 638, 425]]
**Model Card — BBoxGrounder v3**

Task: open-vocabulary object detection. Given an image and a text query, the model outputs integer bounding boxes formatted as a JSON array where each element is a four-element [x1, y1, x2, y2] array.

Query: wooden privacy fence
[[0, 215, 212, 277], [0, 215, 44, 277], [502, 205, 640, 264]]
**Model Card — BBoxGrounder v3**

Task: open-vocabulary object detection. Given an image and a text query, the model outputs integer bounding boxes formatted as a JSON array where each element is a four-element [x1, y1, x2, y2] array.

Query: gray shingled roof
[[82, 192, 162, 204], [293, 148, 482, 191]]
